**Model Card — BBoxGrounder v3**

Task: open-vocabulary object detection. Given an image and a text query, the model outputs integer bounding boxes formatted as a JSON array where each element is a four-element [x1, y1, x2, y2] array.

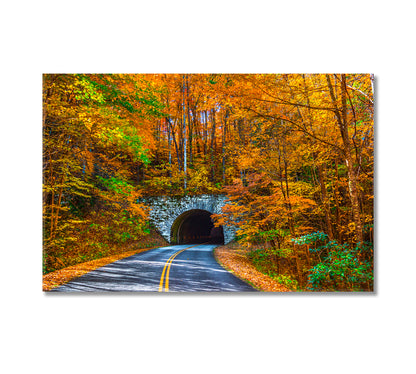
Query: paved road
[[51, 244, 257, 292]]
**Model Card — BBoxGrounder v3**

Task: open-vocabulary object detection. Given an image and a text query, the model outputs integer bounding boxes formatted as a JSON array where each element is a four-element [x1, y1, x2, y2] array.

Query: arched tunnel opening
[[170, 209, 224, 245]]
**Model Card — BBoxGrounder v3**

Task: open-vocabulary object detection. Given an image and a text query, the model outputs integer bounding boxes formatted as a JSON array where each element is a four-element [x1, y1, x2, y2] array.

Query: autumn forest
[[43, 73, 374, 291]]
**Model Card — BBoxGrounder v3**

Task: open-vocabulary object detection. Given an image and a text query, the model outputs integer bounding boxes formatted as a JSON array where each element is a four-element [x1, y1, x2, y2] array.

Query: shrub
[[273, 274, 299, 290], [307, 241, 373, 291]]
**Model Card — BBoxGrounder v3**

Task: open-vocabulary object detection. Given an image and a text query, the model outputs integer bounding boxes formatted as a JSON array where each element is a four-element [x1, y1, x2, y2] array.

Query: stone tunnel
[[142, 194, 235, 244]]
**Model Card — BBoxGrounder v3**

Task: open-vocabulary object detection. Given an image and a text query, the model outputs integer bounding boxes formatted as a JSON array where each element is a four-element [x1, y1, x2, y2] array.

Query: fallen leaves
[[214, 243, 291, 292]]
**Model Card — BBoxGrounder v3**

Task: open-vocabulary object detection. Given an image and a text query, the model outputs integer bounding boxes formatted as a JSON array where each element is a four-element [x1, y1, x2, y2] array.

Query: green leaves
[[97, 176, 134, 196], [307, 241, 373, 291], [251, 229, 290, 244], [273, 274, 299, 290], [292, 231, 328, 245], [99, 125, 150, 164], [74, 76, 105, 104]]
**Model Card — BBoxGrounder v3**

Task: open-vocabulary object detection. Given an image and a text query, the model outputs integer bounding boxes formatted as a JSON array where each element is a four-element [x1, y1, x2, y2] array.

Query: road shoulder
[[214, 244, 291, 292]]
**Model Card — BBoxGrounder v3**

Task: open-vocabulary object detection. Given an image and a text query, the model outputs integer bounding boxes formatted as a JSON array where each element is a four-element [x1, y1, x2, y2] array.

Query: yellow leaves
[[187, 166, 211, 192], [236, 147, 261, 170], [288, 181, 315, 199], [78, 112, 93, 131], [75, 76, 105, 103], [347, 222, 357, 237]]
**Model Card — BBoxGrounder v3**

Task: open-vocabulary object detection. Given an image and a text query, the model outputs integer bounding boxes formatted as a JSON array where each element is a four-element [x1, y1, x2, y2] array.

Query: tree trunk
[[203, 110, 208, 157], [167, 117, 181, 171], [210, 108, 216, 182], [317, 162, 334, 240], [182, 75, 187, 190], [334, 158, 343, 242], [222, 109, 228, 184], [326, 74, 364, 244], [166, 117, 172, 177], [49, 174, 64, 240]]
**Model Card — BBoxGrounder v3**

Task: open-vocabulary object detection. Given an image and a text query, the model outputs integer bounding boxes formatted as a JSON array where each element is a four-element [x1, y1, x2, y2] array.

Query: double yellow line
[[158, 244, 204, 292]]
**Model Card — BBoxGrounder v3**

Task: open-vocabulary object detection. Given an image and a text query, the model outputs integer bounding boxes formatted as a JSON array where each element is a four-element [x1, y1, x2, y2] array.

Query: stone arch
[[142, 194, 236, 244], [170, 209, 225, 244]]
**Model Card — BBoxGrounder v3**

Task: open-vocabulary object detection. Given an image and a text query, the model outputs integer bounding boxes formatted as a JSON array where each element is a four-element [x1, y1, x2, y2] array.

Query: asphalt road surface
[[51, 244, 257, 292]]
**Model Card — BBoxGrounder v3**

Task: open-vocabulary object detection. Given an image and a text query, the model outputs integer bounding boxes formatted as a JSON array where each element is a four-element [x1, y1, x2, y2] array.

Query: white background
[[1, 1, 415, 373]]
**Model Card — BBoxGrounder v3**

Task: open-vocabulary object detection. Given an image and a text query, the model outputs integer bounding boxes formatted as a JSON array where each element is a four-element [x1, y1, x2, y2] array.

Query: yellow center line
[[158, 243, 206, 292]]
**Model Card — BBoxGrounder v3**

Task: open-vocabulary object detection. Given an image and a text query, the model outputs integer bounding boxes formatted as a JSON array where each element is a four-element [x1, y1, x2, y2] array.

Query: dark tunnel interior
[[170, 209, 224, 244]]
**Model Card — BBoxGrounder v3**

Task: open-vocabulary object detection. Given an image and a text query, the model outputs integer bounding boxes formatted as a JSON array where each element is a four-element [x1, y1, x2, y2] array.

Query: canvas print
[[43, 74, 374, 292]]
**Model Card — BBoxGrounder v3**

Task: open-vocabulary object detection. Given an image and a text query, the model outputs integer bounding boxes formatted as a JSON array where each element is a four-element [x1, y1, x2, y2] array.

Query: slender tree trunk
[[188, 110, 193, 167], [237, 119, 246, 185], [49, 186, 55, 240], [300, 74, 335, 239], [166, 117, 172, 177], [210, 108, 216, 182], [222, 110, 228, 184], [280, 134, 295, 236], [155, 119, 160, 164], [317, 162, 334, 240], [187, 96, 194, 168], [203, 110, 208, 157], [326, 74, 364, 244], [167, 117, 181, 171], [195, 115, 201, 156], [49, 174, 64, 240], [53, 176, 65, 239], [334, 158, 343, 242], [164, 93, 172, 177], [182, 75, 187, 190]]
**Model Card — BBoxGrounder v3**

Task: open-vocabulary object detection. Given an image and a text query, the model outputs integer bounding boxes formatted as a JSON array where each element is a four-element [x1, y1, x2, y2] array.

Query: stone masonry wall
[[142, 194, 236, 244]]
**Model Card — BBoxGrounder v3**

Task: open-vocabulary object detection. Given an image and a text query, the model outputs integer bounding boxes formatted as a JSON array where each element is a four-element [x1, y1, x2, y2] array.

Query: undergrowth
[[246, 232, 373, 292], [43, 217, 167, 274]]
